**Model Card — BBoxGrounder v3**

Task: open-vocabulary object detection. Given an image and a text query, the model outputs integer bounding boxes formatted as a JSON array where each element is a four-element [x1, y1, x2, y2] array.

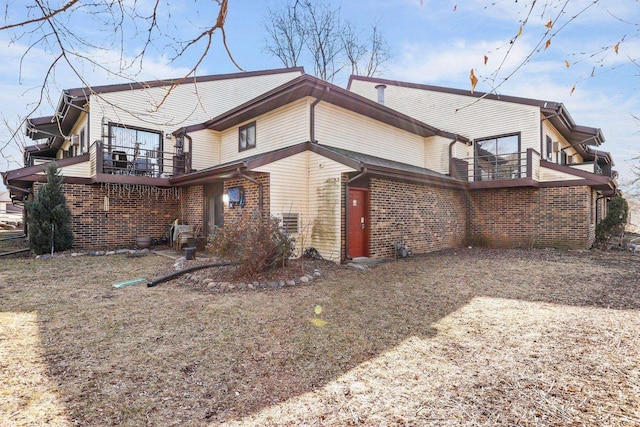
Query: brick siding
[[182, 185, 203, 230], [33, 182, 180, 249], [367, 177, 468, 259], [467, 186, 594, 249], [223, 173, 270, 223], [35, 171, 596, 256]]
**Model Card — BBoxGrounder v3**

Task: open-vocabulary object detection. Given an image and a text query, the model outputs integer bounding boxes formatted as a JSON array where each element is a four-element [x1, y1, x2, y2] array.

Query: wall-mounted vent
[[282, 213, 299, 234]]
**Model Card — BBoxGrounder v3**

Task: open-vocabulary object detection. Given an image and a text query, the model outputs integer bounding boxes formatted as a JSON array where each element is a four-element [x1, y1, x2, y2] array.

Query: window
[[108, 123, 163, 174], [109, 123, 162, 153], [474, 133, 520, 180], [561, 150, 568, 165], [80, 128, 86, 153], [546, 136, 553, 160], [239, 122, 256, 151]]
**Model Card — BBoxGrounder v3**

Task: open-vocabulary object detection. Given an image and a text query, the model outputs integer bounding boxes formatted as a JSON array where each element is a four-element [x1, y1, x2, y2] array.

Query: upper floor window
[[546, 136, 553, 161], [80, 128, 86, 153], [239, 122, 256, 151], [474, 133, 521, 180], [109, 123, 162, 152]]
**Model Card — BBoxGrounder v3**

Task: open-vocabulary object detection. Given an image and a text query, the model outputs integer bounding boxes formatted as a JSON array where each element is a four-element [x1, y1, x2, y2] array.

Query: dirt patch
[[1, 248, 640, 425]]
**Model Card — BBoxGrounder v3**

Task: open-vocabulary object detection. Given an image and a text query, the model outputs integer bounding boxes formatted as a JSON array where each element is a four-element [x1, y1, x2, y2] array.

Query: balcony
[[451, 149, 539, 183], [569, 162, 604, 176], [91, 141, 191, 178]]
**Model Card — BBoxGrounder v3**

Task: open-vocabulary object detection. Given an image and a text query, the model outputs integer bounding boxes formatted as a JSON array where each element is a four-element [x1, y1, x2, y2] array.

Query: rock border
[[35, 248, 151, 260], [172, 257, 324, 293]]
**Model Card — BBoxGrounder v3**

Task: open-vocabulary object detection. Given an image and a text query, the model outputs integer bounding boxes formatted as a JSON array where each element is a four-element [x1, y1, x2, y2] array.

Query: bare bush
[[207, 212, 294, 278]]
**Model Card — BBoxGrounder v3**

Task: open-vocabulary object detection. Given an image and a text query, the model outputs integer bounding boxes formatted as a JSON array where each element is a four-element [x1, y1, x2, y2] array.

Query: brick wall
[[537, 186, 593, 249], [367, 177, 467, 259], [467, 185, 594, 249], [223, 173, 270, 223], [467, 187, 538, 247], [182, 185, 203, 230], [33, 182, 180, 249]]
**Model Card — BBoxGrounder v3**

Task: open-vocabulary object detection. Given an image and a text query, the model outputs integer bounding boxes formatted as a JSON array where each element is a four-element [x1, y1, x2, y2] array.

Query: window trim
[[108, 122, 164, 153], [545, 135, 553, 161], [238, 121, 256, 152], [473, 132, 521, 181]]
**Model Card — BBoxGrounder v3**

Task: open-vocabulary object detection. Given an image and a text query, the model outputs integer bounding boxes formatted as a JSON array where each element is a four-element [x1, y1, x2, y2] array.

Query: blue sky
[[1, 0, 639, 192]]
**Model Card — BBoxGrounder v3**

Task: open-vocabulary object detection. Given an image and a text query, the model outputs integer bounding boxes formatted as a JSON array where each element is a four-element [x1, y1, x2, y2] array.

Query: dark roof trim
[[4, 154, 90, 181], [308, 144, 363, 170], [349, 75, 604, 147], [584, 148, 613, 165], [169, 142, 313, 186], [468, 178, 539, 190], [27, 68, 305, 153], [189, 74, 466, 142], [170, 141, 466, 189], [348, 75, 563, 110], [66, 67, 304, 97]]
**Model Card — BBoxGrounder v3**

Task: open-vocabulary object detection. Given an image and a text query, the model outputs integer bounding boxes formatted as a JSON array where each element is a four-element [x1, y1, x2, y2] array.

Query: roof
[[348, 75, 605, 148], [24, 67, 305, 156], [170, 141, 466, 190], [184, 74, 468, 142]]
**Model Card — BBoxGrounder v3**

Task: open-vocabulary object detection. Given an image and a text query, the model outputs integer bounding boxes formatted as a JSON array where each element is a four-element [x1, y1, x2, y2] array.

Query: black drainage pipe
[[147, 262, 236, 287]]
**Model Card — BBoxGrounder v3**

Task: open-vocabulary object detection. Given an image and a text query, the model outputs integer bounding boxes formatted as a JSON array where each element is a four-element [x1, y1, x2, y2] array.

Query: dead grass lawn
[[1, 248, 640, 426]]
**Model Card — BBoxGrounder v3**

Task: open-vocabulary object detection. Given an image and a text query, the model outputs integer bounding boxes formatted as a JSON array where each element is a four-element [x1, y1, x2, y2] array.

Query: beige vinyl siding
[[539, 166, 583, 182], [349, 81, 541, 153], [220, 98, 308, 164], [254, 150, 355, 261], [254, 152, 310, 248], [531, 150, 541, 180], [542, 119, 582, 163], [314, 102, 427, 169], [59, 161, 91, 178], [87, 71, 302, 151], [425, 135, 458, 174], [308, 152, 354, 261], [189, 129, 221, 170], [34, 160, 91, 178], [569, 163, 601, 174]]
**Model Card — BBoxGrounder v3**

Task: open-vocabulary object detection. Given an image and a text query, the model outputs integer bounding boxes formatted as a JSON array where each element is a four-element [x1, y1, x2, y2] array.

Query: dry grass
[[1, 248, 640, 426]]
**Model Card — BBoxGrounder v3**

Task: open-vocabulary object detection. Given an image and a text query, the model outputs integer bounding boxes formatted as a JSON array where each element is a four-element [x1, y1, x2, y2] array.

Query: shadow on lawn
[[2, 248, 640, 425]]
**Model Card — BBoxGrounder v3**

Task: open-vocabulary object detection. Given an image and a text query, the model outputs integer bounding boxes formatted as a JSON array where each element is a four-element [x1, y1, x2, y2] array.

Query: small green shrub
[[595, 195, 628, 250], [25, 163, 74, 255], [207, 212, 294, 277]]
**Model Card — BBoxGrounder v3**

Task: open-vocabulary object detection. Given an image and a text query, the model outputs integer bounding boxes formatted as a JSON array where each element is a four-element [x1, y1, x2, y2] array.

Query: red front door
[[348, 188, 368, 258]]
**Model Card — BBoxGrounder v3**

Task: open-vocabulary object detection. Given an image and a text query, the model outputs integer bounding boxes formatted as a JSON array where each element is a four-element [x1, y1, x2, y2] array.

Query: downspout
[[309, 86, 329, 143], [344, 166, 367, 260], [183, 133, 193, 173], [310, 97, 322, 143], [448, 135, 460, 178], [237, 168, 263, 213]]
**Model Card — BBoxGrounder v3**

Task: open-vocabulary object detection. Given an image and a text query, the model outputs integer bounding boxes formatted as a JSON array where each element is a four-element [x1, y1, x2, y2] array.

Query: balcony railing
[[569, 162, 604, 176], [93, 141, 191, 178], [452, 151, 529, 182]]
